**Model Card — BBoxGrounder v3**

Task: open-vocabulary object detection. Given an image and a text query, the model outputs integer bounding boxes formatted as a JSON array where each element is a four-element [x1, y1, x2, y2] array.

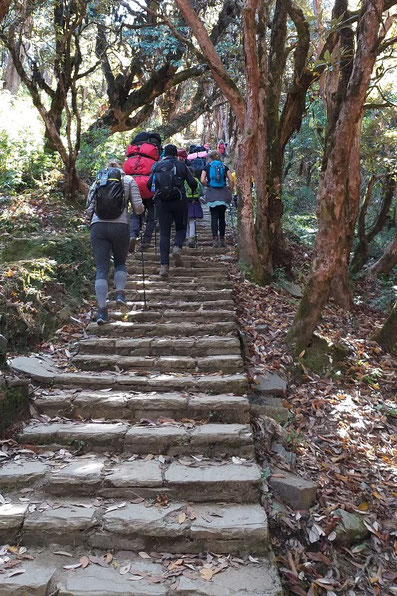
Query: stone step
[[124, 280, 233, 290], [78, 336, 241, 357], [87, 321, 237, 337], [72, 354, 244, 374], [0, 548, 282, 595], [18, 421, 254, 457], [35, 390, 250, 424], [117, 289, 234, 301], [107, 299, 235, 312], [2, 498, 268, 554], [107, 310, 235, 324], [126, 270, 229, 280], [134, 245, 233, 256], [0, 454, 261, 502], [128, 261, 228, 271]]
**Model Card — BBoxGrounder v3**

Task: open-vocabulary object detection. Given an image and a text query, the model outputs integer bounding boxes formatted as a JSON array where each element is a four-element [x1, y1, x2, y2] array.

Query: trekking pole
[[140, 228, 147, 310]]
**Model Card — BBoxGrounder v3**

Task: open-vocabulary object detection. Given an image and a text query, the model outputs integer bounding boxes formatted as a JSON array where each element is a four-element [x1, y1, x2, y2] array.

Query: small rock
[[10, 356, 56, 381], [253, 372, 287, 396], [279, 280, 303, 298], [268, 467, 317, 509], [271, 441, 296, 467], [333, 509, 369, 546]]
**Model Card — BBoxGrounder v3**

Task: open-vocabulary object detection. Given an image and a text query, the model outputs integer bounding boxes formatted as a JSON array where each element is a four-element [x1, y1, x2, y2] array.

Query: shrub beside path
[[4, 213, 282, 595]]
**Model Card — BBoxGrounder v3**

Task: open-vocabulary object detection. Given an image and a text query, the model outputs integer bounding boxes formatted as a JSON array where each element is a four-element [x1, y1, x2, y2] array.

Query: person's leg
[[219, 205, 227, 246], [90, 223, 111, 322], [109, 223, 130, 308], [142, 199, 155, 246], [173, 199, 188, 248], [156, 200, 172, 267], [210, 206, 220, 246], [129, 212, 141, 252]]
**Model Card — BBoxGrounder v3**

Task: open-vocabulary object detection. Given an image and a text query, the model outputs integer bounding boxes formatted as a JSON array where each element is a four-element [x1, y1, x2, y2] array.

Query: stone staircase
[[3, 215, 282, 595]]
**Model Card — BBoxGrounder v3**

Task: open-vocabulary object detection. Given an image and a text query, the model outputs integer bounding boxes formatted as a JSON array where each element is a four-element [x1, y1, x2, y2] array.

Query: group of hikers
[[85, 132, 234, 324]]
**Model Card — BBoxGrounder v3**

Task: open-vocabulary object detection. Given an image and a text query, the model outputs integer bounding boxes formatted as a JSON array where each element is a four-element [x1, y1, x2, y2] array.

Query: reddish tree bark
[[0, 0, 11, 22], [287, 0, 386, 353], [175, 0, 268, 282]]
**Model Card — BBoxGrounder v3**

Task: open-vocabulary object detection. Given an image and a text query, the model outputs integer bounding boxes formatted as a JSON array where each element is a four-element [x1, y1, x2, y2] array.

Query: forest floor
[[233, 241, 397, 596], [1, 192, 396, 595]]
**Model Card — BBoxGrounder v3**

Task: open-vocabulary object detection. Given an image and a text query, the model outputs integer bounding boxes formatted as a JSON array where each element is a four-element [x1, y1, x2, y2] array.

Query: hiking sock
[[95, 279, 108, 308], [114, 270, 127, 291]]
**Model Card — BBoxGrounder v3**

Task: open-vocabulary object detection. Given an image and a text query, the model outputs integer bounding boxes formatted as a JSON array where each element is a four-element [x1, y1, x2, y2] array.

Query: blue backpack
[[209, 160, 225, 188]]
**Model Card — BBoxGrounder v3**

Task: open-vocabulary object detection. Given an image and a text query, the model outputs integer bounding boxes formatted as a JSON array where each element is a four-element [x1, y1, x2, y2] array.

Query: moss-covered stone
[[0, 381, 30, 438], [299, 334, 351, 375]]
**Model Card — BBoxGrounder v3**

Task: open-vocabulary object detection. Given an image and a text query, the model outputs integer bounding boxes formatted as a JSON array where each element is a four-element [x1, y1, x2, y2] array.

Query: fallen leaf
[[80, 556, 90, 569], [200, 567, 214, 581], [138, 552, 151, 559]]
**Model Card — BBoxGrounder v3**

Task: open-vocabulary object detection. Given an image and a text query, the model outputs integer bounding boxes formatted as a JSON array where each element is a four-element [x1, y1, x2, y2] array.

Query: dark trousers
[[156, 198, 188, 265], [210, 205, 227, 238], [130, 198, 155, 244], [90, 222, 129, 280]]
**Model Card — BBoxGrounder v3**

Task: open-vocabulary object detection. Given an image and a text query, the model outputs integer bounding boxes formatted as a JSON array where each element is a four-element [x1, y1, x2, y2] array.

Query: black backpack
[[154, 160, 182, 201], [94, 168, 125, 219]]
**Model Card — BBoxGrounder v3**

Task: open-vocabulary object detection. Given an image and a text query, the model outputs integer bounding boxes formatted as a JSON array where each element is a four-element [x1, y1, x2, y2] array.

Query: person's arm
[[227, 169, 234, 192], [125, 175, 144, 215], [85, 183, 96, 224], [200, 169, 208, 187]]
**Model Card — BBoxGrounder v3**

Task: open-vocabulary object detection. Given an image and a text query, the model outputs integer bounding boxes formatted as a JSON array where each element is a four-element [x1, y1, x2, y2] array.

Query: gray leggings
[[90, 222, 129, 280]]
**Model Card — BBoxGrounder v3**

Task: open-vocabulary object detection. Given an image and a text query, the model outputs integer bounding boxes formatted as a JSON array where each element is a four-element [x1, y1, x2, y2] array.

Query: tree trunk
[[330, 115, 362, 309], [369, 233, 397, 276], [0, 0, 11, 22], [373, 302, 397, 353], [287, 0, 385, 354], [350, 174, 395, 273]]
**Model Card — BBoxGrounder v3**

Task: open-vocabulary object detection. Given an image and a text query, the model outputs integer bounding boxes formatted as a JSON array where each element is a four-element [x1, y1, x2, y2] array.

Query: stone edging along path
[[3, 213, 284, 595]]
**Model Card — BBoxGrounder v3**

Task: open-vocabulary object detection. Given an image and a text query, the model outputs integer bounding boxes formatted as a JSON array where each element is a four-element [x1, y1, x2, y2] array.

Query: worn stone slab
[[190, 424, 253, 456], [191, 504, 268, 551], [56, 422, 129, 448], [57, 563, 167, 596], [0, 562, 56, 596], [197, 355, 243, 372], [253, 372, 287, 396], [73, 391, 130, 418], [269, 468, 317, 509], [0, 459, 48, 488], [279, 280, 303, 298], [104, 460, 163, 488], [0, 503, 27, 542], [47, 456, 105, 493], [9, 356, 56, 381], [125, 426, 189, 454], [175, 560, 283, 595], [249, 395, 289, 422], [23, 504, 97, 544], [101, 502, 183, 537], [164, 462, 261, 502], [18, 422, 66, 443]]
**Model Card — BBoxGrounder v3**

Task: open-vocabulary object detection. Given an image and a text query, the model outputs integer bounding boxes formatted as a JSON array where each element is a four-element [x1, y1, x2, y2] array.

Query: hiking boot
[[129, 238, 137, 253], [212, 237, 220, 248], [187, 238, 196, 248], [219, 237, 226, 248], [115, 291, 128, 311], [172, 245, 184, 267], [96, 307, 109, 325], [159, 265, 169, 277]]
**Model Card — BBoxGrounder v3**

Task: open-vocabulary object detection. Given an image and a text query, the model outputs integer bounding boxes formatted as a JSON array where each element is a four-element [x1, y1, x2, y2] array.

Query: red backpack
[[123, 142, 160, 199]]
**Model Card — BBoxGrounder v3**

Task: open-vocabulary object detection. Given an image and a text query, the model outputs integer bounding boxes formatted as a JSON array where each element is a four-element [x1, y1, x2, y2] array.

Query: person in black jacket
[[147, 144, 197, 277]]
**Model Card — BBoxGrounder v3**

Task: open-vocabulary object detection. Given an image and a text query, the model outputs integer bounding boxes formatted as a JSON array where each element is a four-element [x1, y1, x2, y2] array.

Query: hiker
[[177, 149, 188, 163], [186, 168, 204, 248], [147, 144, 197, 277], [187, 144, 207, 178], [86, 159, 144, 325], [123, 132, 161, 252], [201, 150, 234, 248], [217, 139, 226, 158]]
